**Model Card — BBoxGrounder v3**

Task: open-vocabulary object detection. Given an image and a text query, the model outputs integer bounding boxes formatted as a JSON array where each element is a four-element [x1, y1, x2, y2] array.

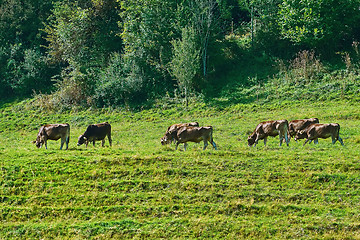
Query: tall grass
[[214, 48, 360, 108]]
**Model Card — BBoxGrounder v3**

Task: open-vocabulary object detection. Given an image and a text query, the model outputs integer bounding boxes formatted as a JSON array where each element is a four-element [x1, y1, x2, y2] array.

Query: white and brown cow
[[161, 122, 199, 145], [294, 123, 344, 146], [175, 126, 217, 151], [33, 123, 70, 150], [77, 122, 112, 147], [288, 118, 319, 140], [248, 120, 290, 147]]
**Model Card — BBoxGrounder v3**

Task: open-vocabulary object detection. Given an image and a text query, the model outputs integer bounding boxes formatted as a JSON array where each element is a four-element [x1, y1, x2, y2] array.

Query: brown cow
[[294, 123, 344, 146], [175, 126, 217, 151], [161, 122, 199, 145], [289, 118, 319, 140], [33, 123, 70, 150], [248, 120, 290, 147], [77, 122, 112, 147]]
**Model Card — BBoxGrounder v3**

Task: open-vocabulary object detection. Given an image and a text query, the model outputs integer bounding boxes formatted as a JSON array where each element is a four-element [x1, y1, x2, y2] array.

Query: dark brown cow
[[175, 126, 217, 151], [248, 120, 289, 147], [161, 122, 199, 145], [294, 123, 344, 146], [77, 122, 112, 147], [289, 118, 319, 140], [33, 123, 70, 150]]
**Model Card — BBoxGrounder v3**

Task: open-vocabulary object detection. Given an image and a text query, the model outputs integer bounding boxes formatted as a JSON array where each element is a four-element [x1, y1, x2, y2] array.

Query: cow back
[[164, 122, 199, 142], [259, 120, 287, 136], [84, 122, 111, 139], [289, 118, 319, 136], [42, 123, 70, 140], [177, 126, 212, 143]]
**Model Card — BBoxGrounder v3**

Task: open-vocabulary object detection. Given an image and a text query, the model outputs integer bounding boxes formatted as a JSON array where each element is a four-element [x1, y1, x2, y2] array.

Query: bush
[[0, 45, 56, 99], [94, 53, 145, 108]]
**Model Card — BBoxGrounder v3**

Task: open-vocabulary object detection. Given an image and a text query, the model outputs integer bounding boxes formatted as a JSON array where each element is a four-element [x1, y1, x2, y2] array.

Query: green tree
[[44, 0, 121, 68], [179, 0, 218, 78], [277, 0, 360, 51], [0, 0, 59, 98], [43, 0, 122, 106], [95, 53, 145, 107], [119, 0, 179, 98], [171, 27, 200, 106]]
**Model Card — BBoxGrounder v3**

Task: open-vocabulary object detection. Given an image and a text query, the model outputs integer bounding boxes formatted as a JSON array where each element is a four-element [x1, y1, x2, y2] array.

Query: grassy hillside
[[1, 100, 360, 239]]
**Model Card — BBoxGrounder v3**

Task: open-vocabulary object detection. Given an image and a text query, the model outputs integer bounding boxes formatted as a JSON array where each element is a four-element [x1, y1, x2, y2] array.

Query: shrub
[[94, 53, 145, 108], [0, 45, 56, 99]]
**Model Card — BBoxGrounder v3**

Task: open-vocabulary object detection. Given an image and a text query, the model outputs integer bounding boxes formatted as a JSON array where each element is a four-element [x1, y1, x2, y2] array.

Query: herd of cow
[[32, 122, 112, 150], [247, 118, 344, 147], [32, 118, 344, 150]]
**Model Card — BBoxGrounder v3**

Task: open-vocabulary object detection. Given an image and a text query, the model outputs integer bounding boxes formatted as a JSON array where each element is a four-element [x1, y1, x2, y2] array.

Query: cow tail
[[336, 123, 340, 139], [209, 126, 214, 142], [285, 120, 290, 144], [287, 125, 291, 141], [67, 124, 70, 144], [209, 126, 217, 150]]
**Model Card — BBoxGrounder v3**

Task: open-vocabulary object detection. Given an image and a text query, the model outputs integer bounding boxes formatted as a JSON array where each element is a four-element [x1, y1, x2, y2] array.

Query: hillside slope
[[1, 100, 360, 239]]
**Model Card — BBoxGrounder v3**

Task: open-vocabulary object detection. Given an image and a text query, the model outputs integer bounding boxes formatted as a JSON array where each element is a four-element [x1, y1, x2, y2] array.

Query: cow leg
[[93, 141, 96, 147], [303, 138, 310, 146], [332, 136, 338, 144], [263, 137, 267, 146], [279, 135, 283, 146], [108, 134, 112, 147], [66, 136, 69, 150], [184, 143, 188, 151], [203, 141, 208, 150], [175, 142, 180, 150], [44, 140, 48, 150], [338, 136, 344, 146], [101, 139, 105, 147], [211, 140, 217, 150], [60, 138, 65, 150], [284, 133, 289, 146]]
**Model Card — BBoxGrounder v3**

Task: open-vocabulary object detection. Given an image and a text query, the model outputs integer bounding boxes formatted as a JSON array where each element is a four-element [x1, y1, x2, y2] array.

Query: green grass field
[[1, 100, 360, 239]]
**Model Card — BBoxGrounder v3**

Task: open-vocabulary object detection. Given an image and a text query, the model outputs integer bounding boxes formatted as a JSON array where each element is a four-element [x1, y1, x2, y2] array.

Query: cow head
[[247, 134, 256, 147], [32, 136, 43, 148], [294, 130, 307, 141], [161, 134, 171, 145], [160, 136, 167, 145], [77, 135, 87, 146], [161, 131, 175, 145]]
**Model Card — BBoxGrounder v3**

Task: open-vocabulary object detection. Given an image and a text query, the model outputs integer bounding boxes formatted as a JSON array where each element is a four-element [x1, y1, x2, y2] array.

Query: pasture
[[1, 100, 360, 239]]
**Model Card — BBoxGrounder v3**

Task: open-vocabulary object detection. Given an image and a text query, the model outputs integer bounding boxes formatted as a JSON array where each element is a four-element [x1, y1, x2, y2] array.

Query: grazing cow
[[175, 126, 217, 151], [248, 120, 290, 147], [33, 123, 70, 150], [289, 118, 319, 140], [294, 123, 344, 146], [161, 122, 199, 145], [77, 122, 112, 147]]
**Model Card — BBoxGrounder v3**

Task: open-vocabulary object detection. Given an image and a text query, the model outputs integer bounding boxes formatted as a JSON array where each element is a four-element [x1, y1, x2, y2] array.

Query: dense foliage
[[1, 0, 360, 107]]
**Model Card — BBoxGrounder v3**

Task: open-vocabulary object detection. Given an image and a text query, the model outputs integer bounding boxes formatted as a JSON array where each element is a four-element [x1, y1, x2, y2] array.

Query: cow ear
[[32, 140, 36, 144]]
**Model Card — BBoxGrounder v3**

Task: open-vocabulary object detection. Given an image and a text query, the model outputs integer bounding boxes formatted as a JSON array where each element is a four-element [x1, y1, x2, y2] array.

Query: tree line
[[1, 0, 359, 108]]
